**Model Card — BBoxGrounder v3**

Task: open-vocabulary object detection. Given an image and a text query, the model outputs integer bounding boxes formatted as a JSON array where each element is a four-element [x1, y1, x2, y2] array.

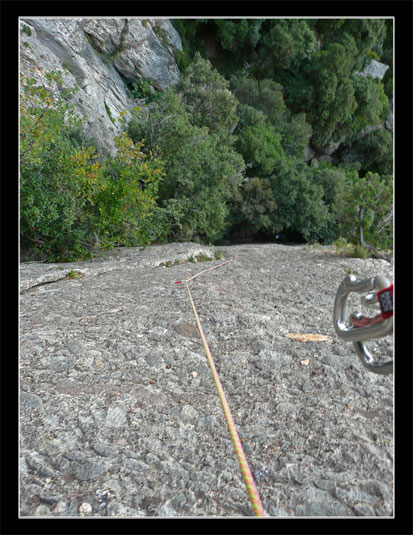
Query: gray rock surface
[[20, 243, 393, 517], [358, 59, 389, 80], [19, 18, 182, 156]]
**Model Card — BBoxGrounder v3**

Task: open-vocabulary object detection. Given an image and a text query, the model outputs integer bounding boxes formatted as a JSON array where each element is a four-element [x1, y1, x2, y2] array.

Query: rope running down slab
[[176, 248, 265, 517]]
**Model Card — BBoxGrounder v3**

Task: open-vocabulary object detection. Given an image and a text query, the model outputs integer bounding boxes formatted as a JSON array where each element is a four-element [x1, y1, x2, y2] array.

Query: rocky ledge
[[20, 242, 393, 517]]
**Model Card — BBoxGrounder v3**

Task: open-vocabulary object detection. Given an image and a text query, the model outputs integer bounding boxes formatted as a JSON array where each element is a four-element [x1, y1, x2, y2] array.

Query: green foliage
[[348, 77, 389, 137], [21, 23, 32, 36], [236, 124, 284, 175], [270, 159, 334, 242], [310, 163, 347, 208], [126, 86, 244, 243], [20, 72, 101, 261], [215, 19, 249, 52], [232, 155, 335, 243], [304, 43, 358, 145], [129, 79, 161, 104], [279, 112, 312, 159], [235, 104, 266, 130], [260, 19, 317, 71], [92, 133, 165, 248], [341, 128, 393, 175], [333, 170, 393, 249], [161, 127, 244, 242], [236, 176, 278, 234], [21, 18, 393, 258], [231, 75, 312, 159], [177, 53, 239, 139], [321, 19, 387, 71], [231, 76, 286, 126], [127, 91, 190, 161], [20, 72, 166, 262]]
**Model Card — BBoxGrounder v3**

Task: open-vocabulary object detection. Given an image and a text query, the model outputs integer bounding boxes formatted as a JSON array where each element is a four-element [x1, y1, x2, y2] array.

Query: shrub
[[20, 72, 102, 261], [92, 133, 166, 248], [333, 170, 393, 250], [20, 72, 166, 261]]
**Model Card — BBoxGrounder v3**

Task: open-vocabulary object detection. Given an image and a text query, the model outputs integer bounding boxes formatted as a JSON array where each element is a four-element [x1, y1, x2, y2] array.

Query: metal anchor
[[333, 274, 393, 374]]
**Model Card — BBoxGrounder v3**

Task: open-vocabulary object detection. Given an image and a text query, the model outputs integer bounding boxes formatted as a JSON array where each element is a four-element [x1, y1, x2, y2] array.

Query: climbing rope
[[175, 248, 265, 517]]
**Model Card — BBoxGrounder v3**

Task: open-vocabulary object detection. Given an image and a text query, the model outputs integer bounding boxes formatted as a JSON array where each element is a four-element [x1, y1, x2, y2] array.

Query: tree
[[301, 42, 357, 146], [164, 127, 245, 242], [177, 53, 239, 139], [345, 76, 389, 138], [126, 87, 245, 242], [334, 170, 393, 253], [280, 111, 312, 159], [259, 19, 317, 72], [270, 159, 334, 242], [321, 19, 387, 71], [20, 72, 101, 261], [93, 133, 166, 248], [236, 176, 279, 234], [236, 124, 284, 176], [214, 19, 249, 52], [341, 128, 393, 176], [231, 76, 286, 126], [20, 72, 166, 261]]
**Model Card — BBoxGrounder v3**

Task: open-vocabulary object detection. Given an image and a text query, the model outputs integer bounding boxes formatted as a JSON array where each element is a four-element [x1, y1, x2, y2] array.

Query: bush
[[333, 170, 393, 250], [20, 72, 166, 261], [20, 72, 102, 261], [92, 133, 166, 248], [126, 88, 245, 243]]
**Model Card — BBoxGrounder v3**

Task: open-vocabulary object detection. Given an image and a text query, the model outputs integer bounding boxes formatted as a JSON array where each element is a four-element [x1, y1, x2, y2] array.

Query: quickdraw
[[333, 274, 393, 374]]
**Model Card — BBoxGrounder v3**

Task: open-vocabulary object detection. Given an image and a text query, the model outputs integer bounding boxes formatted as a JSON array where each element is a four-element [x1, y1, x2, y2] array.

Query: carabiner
[[333, 274, 393, 374]]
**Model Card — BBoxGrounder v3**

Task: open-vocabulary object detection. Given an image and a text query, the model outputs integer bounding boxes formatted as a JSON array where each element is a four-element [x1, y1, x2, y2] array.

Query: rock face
[[19, 18, 182, 155], [20, 243, 393, 517], [357, 59, 389, 80]]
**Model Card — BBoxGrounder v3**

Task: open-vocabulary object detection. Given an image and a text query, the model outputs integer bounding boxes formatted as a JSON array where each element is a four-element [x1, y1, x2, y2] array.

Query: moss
[[21, 24, 32, 37], [67, 270, 84, 279], [104, 102, 116, 125], [153, 24, 170, 49]]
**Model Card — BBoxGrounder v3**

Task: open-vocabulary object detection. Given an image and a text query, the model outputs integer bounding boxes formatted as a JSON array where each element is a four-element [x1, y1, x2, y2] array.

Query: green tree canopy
[[259, 19, 317, 72], [177, 52, 239, 139]]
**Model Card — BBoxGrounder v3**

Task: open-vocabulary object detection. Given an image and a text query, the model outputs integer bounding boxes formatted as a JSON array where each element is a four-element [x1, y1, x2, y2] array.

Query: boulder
[[304, 145, 315, 162], [19, 18, 182, 155], [357, 59, 389, 80]]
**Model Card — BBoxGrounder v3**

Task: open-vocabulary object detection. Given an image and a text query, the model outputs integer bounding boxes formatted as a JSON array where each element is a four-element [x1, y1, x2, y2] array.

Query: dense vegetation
[[20, 19, 393, 262]]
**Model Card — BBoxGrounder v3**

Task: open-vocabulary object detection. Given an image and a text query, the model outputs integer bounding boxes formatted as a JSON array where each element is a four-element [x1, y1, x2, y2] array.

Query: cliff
[[20, 18, 182, 155]]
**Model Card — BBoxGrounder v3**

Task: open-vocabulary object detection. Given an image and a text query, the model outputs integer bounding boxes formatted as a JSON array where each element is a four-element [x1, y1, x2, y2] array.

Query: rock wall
[[20, 243, 393, 517], [19, 18, 182, 155]]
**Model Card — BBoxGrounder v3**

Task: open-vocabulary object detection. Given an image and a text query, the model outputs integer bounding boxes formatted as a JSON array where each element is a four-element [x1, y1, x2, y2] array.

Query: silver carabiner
[[333, 274, 393, 374]]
